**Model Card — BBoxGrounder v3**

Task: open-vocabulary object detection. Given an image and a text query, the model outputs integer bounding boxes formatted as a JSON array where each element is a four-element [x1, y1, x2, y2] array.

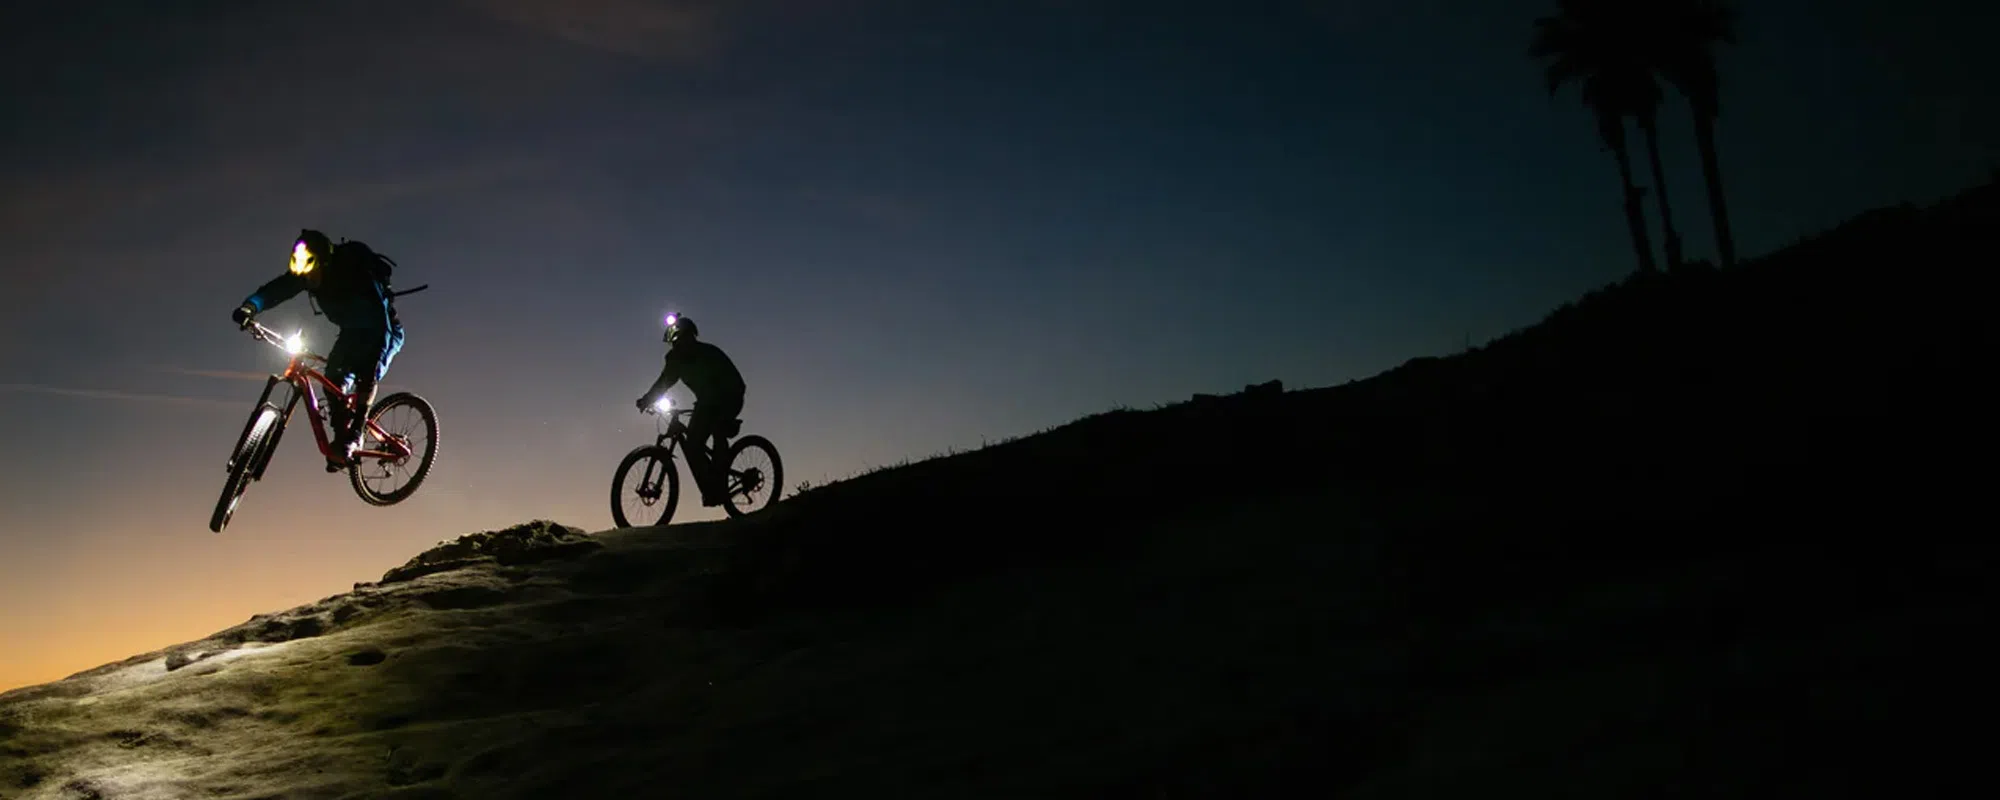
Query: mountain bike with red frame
[[210, 320, 441, 532]]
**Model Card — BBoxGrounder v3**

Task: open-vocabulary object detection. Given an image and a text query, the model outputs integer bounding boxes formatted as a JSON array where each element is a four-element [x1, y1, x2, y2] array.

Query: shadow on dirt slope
[[1, 178, 1992, 798]]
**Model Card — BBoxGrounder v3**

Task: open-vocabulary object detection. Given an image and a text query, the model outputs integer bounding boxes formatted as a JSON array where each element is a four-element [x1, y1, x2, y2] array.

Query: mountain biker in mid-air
[[636, 313, 747, 506], [231, 229, 407, 472]]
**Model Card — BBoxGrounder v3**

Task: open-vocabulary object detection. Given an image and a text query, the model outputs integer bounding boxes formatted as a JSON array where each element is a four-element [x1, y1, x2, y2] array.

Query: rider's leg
[[343, 325, 403, 449], [321, 370, 357, 472], [346, 376, 378, 440], [324, 325, 398, 466], [323, 332, 364, 462], [685, 411, 722, 505], [326, 371, 357, 430], [690, 395, 743, 507], [710, 394, 743, 459]]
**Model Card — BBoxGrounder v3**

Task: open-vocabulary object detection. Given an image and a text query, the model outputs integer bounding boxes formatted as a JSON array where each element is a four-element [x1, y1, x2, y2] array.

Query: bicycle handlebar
[[243, 320, 323, 361]]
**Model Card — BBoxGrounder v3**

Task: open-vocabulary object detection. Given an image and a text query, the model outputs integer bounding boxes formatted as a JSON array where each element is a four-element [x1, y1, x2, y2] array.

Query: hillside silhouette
[[2, 177, 1990, 797]]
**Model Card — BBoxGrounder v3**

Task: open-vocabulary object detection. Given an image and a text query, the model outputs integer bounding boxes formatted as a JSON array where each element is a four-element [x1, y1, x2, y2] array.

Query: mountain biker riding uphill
[[637, 313, 747, 507], [231, 229, 409, 471]]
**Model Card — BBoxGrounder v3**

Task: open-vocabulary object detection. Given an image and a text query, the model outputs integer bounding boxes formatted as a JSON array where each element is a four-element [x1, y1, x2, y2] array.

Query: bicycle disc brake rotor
[[637, 468, 666, 503]]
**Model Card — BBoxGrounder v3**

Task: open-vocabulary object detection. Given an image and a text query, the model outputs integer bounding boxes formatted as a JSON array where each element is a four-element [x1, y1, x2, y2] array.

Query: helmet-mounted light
[[288, 240, 316, 276]]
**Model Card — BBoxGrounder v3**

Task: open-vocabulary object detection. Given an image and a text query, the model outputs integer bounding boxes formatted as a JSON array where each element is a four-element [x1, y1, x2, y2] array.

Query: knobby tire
[[720, 435, 784, 519], [211, 405, 280, 533], [610, 445, 680, 529], [349, 391, 440, 506]]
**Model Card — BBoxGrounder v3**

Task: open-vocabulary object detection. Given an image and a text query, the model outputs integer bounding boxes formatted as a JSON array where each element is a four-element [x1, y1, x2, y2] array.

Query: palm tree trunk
[[1690, 112, 1737, 268], [1596, 111, 1657, 274], [1638, 113, 1684, 270], [1612, 145, 1658, 274]]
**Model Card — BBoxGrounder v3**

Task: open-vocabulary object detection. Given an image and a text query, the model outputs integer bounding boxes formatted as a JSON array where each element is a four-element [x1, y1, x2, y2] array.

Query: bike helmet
[[290, 229, 333, 276], [664, 313, 699, 344]]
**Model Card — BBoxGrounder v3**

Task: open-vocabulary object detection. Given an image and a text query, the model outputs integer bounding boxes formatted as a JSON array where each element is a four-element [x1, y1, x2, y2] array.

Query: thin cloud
[[0, 383, 244, 411], [456, 0, 723, 61]]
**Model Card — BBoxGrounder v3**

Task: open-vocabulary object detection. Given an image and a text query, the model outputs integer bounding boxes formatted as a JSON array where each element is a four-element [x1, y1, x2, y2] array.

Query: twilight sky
[[1, 0, 1993, 691]]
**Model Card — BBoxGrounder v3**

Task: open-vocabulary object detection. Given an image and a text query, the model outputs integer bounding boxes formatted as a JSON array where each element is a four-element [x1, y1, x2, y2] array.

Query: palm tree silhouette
[[1648, 0, 1739, 268], [1631, 77, 1687, 270], [1531, 0, 1662, 273]]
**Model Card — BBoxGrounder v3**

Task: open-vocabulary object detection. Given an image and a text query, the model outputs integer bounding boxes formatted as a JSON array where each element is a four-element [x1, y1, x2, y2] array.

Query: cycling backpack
[[308, 239, 426, 322], [336, 238, 397, 291]]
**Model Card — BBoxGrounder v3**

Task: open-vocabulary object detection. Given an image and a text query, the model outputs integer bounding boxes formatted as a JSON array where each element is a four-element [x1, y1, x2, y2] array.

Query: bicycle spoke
[[358, 404, 428, 496], [718, 437, 780, 517]]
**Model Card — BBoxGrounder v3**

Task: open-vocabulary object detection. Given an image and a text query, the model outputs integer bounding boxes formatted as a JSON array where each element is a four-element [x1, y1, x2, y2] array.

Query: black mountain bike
[[609, 397, 783, 528]]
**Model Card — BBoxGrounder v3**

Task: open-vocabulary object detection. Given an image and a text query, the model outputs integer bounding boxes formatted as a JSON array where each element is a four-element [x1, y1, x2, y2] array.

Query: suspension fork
[[227, 375, 286, 470], [647, 434, 683, 488], [251, 382, 305, 481]]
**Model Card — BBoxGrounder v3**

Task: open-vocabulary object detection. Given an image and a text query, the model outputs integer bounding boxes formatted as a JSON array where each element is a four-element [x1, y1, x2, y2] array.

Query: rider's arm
[[639, 352, 684, 405], [243, 272, 305, 314]]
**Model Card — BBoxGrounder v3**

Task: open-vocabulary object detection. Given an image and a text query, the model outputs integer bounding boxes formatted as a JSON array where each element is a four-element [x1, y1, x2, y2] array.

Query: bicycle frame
[[615, 400, 777, 527], [653, 410, 688, 451], [648, 408, 731, 488], [238, 323, 413, 471]]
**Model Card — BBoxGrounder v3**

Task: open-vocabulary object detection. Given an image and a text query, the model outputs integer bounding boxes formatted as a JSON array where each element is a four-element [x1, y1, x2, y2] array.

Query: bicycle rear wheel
[[611, 445, 680, 528], [350, 391, 440, 507], [720, 435, 783, 518], [211, 405, 280, 533]]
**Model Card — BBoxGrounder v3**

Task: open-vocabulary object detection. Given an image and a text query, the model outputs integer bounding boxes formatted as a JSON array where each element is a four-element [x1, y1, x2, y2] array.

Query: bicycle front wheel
[[611, 445, 680, 528], [211, 405, 280, 533]]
